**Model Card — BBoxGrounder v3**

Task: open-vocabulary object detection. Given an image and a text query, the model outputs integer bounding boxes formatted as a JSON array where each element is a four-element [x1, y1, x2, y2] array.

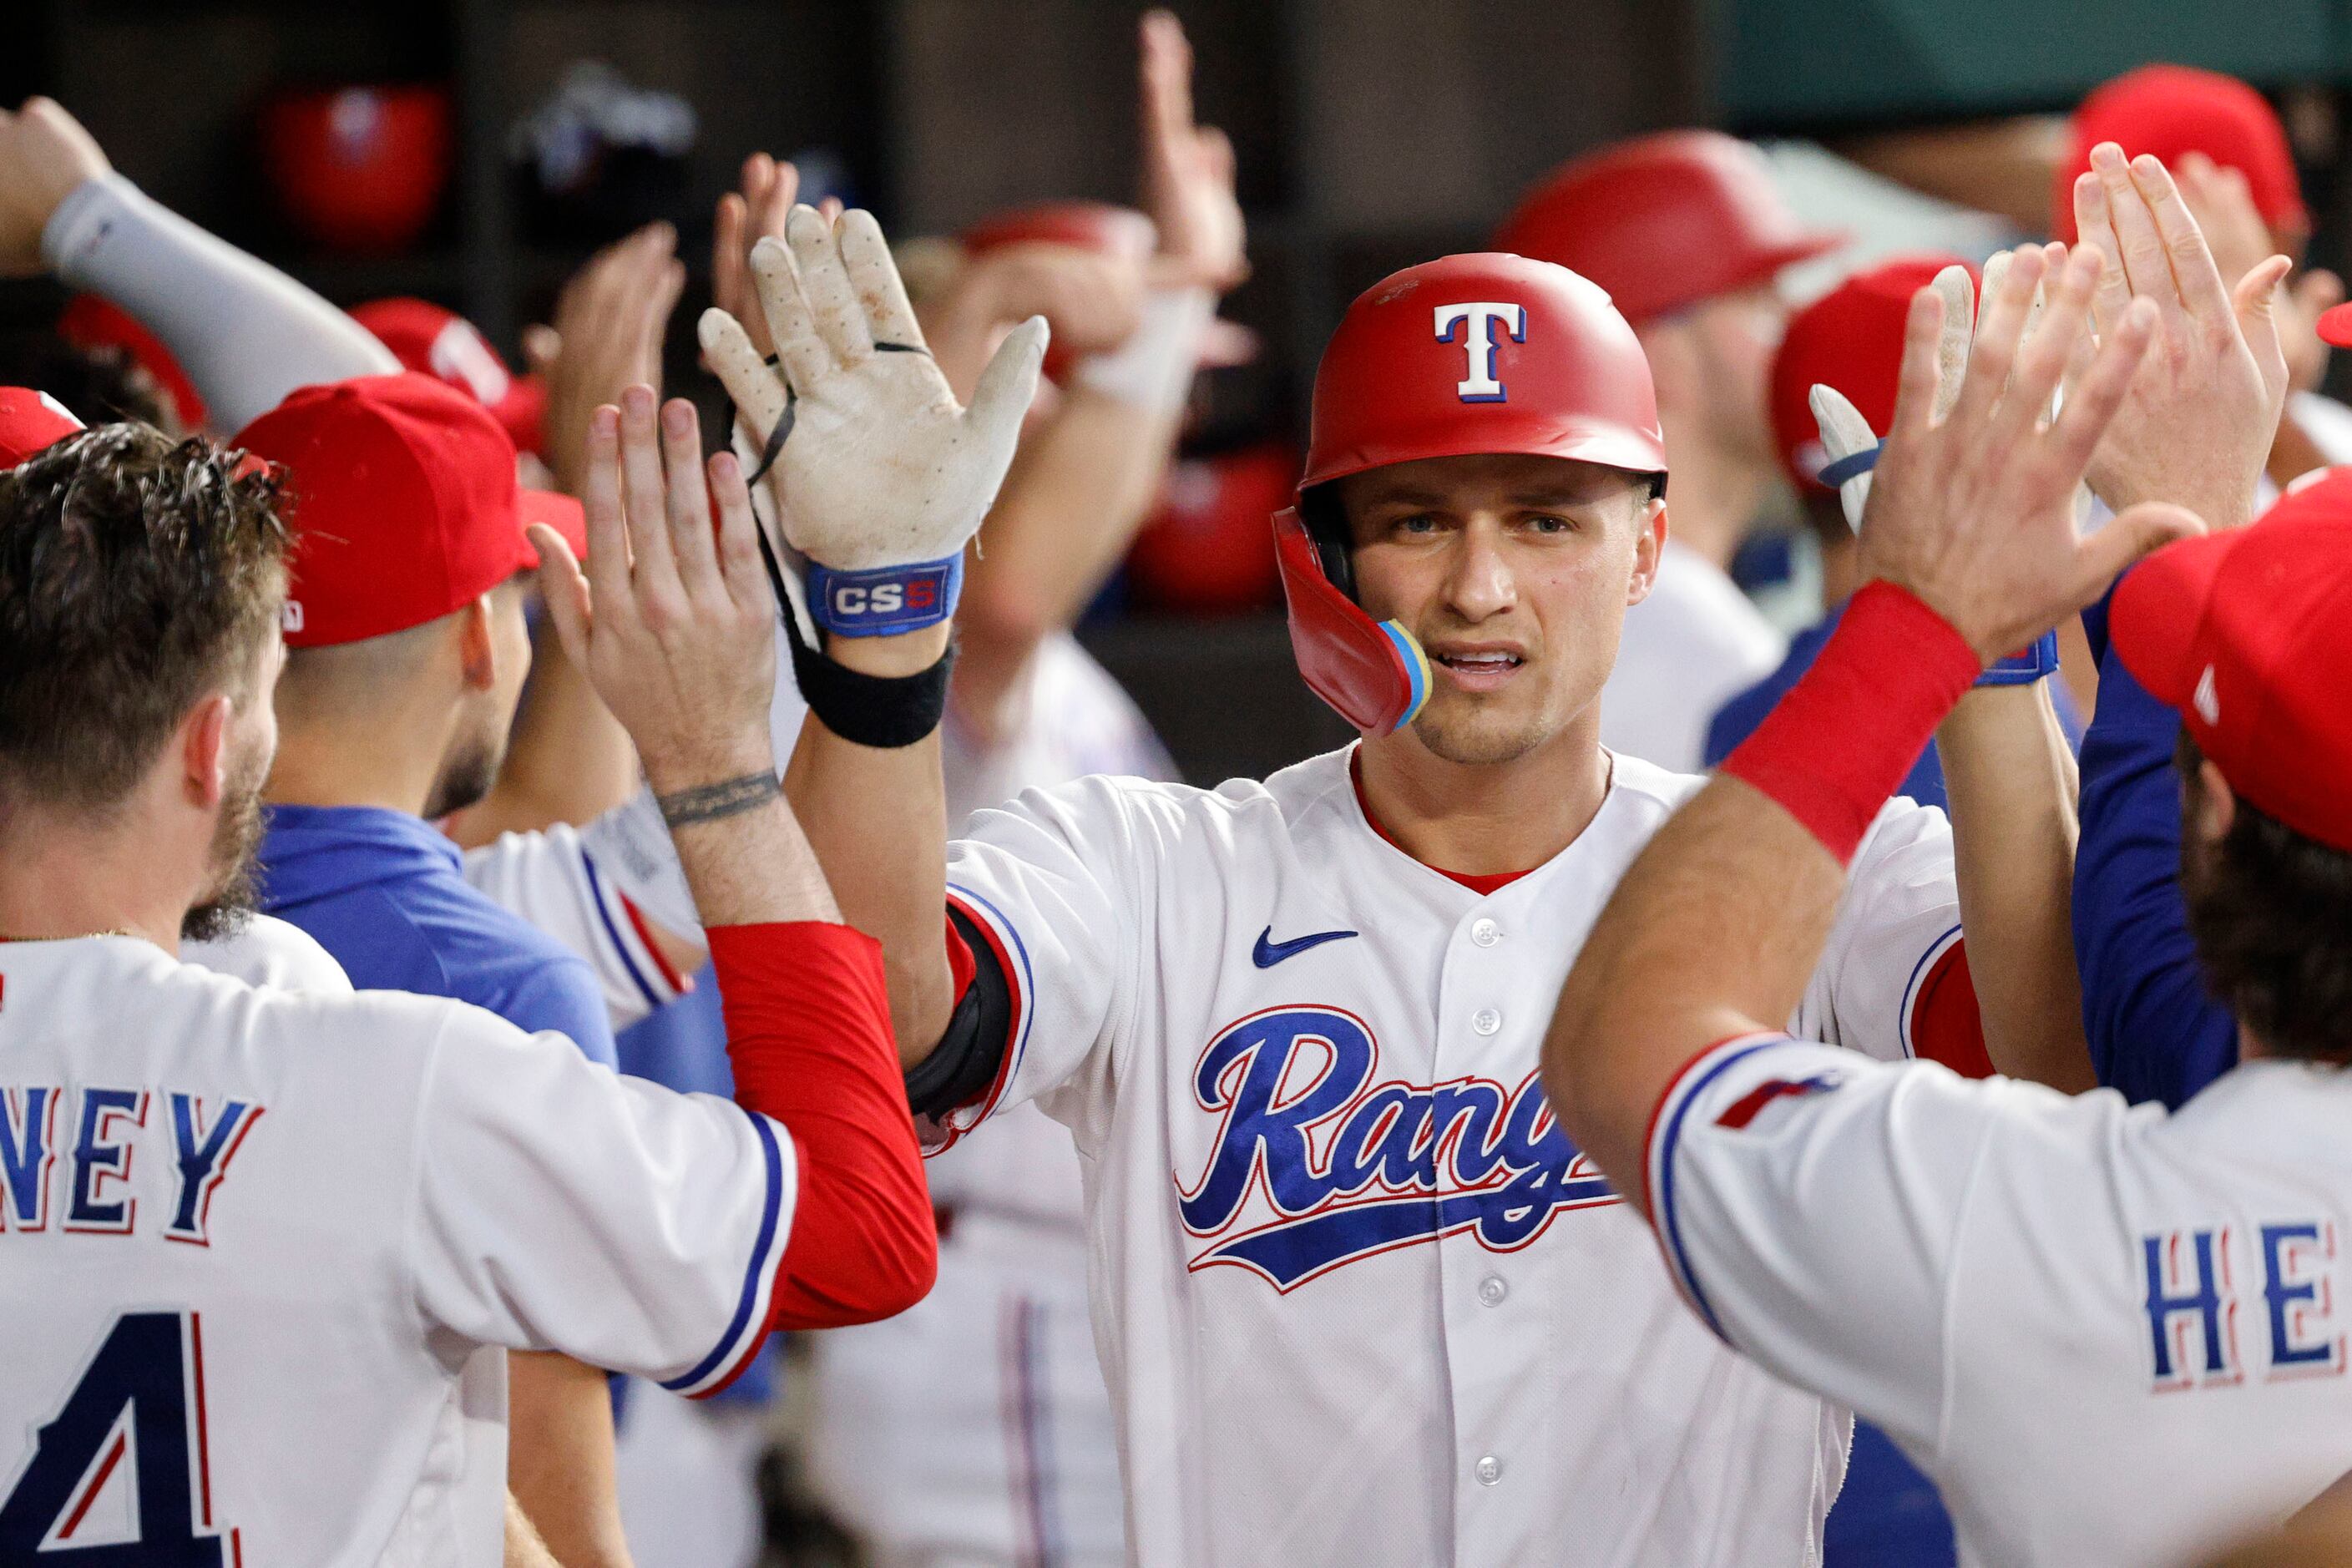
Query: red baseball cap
[[1770, 254, 1972, 495], [350, 298, 548, 457], [1493, 131, 1843, 326], [2054, 66, 2304, 245], [2110, 470, 2352, 851], [233, 373, 584, 648], [0, 387, 86, 465], [55, 296, 210, 432]]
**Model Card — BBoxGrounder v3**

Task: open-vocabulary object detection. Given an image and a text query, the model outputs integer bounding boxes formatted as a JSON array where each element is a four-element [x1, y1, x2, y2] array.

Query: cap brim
[[518, 487, 588, 564], [2320, 302, 2352, 349], [2109, 528, 2236, 710]]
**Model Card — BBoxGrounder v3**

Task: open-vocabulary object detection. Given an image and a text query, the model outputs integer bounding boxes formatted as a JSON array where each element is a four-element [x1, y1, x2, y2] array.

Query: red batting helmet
[[1770, 253, 1972, 496], [1277, 252, 1667, 734], [2055, 66, 2304, 245], [1492, 131, 1841, 327]]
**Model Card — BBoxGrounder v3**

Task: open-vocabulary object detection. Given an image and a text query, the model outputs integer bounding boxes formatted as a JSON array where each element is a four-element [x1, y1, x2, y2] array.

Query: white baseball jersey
[[936, 744, 1965, 1566], [0, 933, 797, 1566], [1651, 1036, 2352, 1568], [183, 913, 354, 994]]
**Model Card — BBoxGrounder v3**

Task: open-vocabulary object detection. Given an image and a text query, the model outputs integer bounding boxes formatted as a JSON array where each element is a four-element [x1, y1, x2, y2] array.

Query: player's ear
[[2192, 758, 2238, 843], [1626, 494, 1667, 609], [455, 593, 500, 692], [178, 693, 235, 812]]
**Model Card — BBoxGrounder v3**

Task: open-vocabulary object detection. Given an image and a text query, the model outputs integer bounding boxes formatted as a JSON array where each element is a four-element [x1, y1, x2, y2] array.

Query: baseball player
[[0, 267, 1038, 1556], [1542, 172, 2347, 1568], [701, 191, 2089, 1558], [1492, 131, 1828, 772]]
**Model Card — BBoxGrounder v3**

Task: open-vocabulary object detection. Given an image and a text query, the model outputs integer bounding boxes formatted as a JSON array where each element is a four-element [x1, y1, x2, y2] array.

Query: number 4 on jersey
[[0, 1311, 230, 1563]]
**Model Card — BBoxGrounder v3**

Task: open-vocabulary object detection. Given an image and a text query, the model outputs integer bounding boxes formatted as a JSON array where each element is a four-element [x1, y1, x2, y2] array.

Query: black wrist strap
[[756, 524, 953, 748]]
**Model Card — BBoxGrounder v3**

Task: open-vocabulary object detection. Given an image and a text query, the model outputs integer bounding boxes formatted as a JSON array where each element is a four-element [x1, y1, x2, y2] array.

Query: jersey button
[[1478, 1275, 1508, 1307], [1471, 1007, 1501, 1036], [1470, 917, 1501, 948], [1474, 1454, 1503, 1486]]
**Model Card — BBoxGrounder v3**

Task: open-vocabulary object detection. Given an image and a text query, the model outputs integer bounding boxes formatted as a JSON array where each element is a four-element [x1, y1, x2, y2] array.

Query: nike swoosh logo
[[1252, 924, 1360, 969]]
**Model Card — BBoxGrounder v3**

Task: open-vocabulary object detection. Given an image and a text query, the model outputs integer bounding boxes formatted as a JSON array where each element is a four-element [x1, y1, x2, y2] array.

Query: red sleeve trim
[[620, 892, 690, 995], [1907, 935, 1994, 1078]]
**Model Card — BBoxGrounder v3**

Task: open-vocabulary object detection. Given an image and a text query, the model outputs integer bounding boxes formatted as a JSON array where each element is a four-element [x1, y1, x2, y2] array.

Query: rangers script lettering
[[1178, 1005, 1616, 1291]]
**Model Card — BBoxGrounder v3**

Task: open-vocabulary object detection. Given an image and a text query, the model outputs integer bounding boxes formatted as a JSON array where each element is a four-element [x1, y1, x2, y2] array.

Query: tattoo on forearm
[[655, 770, 781, 828]]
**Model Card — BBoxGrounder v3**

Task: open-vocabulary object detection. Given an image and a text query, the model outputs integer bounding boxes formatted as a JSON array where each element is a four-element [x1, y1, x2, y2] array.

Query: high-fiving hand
[[1857, 244, 2201, 662], [699, 206, 1045, 574], [1139, 9, 1246, 293], [0, 98, 109, 277], [530, 389, 777, 794], [535, 223, 687, 496], [2071, 141, 2291, 531]]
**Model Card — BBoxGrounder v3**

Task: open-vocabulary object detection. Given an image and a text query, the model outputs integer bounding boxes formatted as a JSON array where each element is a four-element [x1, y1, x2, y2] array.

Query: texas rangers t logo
[[1434, 302, 1526, 402]]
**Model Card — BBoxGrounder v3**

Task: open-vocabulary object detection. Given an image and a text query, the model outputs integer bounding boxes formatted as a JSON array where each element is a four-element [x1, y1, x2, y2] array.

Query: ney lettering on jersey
[[2143, 1222, 2345, 1390], [1, 1085, 262, 1246], [1176, 1005, 1615, 1291]]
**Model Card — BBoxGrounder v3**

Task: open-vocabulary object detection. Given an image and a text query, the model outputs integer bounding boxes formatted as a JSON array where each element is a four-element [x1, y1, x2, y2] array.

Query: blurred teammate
[[1493, 130, 1831, 769], [0, 383, 943, 1561], [1545, 149, 2344, 1568]]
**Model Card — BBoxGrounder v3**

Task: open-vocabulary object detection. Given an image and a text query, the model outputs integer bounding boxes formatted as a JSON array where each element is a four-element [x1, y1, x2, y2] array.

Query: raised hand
[[537, 223, 687, 495], [698, 205, 1046, 574], [0, 99, 109, 277], [530, 388, 777, 792], [2175, 149, 2342, 397], [1139, 10, 1246, 293], [712, 152, 799, 360], [2071, 141, 2291, 530], [1809, 264, 1977, 533], [1857, 244, 2198, 661]]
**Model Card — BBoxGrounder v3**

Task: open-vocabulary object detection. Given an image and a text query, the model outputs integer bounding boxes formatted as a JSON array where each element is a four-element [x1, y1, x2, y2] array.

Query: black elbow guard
[[904, 904, 1014, 1120]]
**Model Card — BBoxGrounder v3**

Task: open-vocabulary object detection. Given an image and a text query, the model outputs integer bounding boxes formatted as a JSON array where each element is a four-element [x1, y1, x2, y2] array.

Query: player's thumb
[[2071, 502, 2204, 605], [967, 315, 1050, 458], [2233, 254, 2295, 386], [698, 307, 787, 438], [529, 524, 594, 671]]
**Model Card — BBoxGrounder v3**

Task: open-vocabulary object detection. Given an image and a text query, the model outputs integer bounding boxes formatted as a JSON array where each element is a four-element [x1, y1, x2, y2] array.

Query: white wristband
[[1070, 286, 1213, 413]]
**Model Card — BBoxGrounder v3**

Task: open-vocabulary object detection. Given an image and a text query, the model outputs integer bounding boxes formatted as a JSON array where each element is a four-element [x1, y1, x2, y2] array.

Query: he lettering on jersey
[[2143, 1222, 2345, 1390], [1434, 302, 1525, 403], [1, 1085, 261, 1246], [1176, 1006, 1614, 1292]]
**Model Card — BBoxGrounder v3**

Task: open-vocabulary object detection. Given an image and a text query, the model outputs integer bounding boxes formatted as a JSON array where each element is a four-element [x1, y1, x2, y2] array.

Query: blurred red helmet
[[1126, 443, 1293, 615], [55, 295, 208, 432], [351, 297, 546, 456], [261, 85, 453, 255], [960, 200, 1156, 265], [1770, 254, 1972, 496], [0, 387, 85, 466], [1493, 130, 1842, 326], [1277, 252, 1665, 734], [2054, 66, 2304, 244]]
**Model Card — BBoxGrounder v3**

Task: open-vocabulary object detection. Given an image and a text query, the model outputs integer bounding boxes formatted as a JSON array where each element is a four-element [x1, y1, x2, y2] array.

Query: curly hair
[[0, 422, 288, 812], [2179, 732, 2352, 1065]]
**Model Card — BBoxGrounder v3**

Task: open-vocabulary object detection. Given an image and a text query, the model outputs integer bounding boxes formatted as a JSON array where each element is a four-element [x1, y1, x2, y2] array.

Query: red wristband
[[1720, 581, 1981, 864]]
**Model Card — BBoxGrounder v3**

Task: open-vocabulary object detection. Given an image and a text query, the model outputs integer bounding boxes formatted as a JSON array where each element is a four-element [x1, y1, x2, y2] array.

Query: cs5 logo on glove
[[807, 556, 966, 638]]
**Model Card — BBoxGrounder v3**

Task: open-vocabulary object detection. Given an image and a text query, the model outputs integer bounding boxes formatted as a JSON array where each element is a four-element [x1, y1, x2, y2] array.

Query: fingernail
[[2092, 141, 2124, 169], [592, 405, 619, 435], [662, 401, 691, 437], [2132, 154, 2165, 180]]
